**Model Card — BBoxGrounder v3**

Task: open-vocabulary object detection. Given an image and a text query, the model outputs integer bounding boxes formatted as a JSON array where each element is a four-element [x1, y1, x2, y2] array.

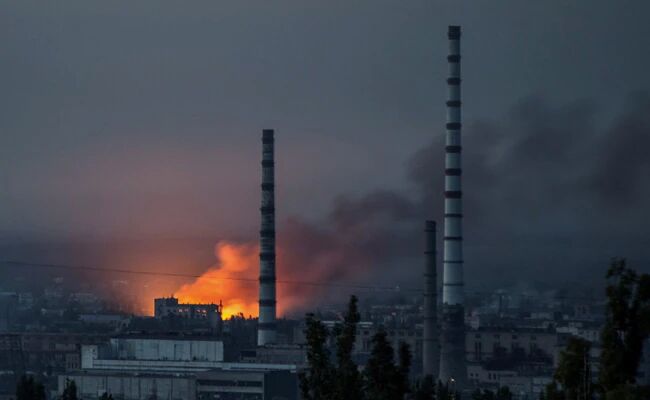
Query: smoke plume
[[275, 92, 650, 305]]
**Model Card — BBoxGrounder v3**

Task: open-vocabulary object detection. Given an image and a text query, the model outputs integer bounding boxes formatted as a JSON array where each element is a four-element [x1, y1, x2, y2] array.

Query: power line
[[1, 260, 408, 292], [0, 260, 603, 301]]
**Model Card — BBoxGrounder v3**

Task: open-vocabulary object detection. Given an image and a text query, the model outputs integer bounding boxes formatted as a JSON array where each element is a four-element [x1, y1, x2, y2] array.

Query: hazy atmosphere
[[3, 2, 650, 400], [2, 1, 650, 314]]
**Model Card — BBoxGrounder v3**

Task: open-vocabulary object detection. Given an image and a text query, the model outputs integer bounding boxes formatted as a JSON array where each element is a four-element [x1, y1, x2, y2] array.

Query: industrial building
[[57, 334, 299, 399], [196, 369, 299, 400], [154, 296, 222, 331], [58, 368, 299, 400], [56, 372, 196, 400], [466, 328, 560, 365]]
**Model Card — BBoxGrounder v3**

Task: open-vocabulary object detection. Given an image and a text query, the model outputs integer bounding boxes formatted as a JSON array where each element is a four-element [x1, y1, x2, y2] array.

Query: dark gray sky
[[1, 1, 650, 297]]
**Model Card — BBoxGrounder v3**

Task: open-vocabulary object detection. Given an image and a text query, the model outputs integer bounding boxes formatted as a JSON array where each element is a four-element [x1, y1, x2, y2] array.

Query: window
[[198, 379, 262, 387]]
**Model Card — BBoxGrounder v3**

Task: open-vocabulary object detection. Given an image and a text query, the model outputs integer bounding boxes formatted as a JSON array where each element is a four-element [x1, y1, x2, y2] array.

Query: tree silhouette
[[397, 341, 412, 397], [364, 330, 410, 400], [299, 313, 335, 400], [553, 337, 592, 400], [61, 379, 78, 400], [413, 375, 437, 400], [15, 375, 45, 400], [599, 259, 650, 394], [301, 296, 417, 400], [333, 295, 363, 400]]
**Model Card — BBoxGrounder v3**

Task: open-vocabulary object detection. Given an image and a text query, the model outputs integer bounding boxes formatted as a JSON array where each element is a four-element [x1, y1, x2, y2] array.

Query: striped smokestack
[[258, 129, 277, 346], [439, 25, 467, 387], [423, 220, 439, 377]]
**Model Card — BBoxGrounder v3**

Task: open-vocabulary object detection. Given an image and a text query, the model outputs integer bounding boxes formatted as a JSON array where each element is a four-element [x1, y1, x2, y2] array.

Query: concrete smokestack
[[258, 129, 277, 346], [423, 220, 439, 377], [439, 25, 467, 387]]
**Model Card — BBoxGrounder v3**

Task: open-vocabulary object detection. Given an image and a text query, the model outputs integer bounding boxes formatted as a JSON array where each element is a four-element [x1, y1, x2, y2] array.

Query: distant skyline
[[1, 1, 650, 296]]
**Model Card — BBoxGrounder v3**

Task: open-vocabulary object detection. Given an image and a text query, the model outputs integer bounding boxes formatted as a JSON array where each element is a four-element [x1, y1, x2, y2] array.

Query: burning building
[[154, 296, 222, 331]]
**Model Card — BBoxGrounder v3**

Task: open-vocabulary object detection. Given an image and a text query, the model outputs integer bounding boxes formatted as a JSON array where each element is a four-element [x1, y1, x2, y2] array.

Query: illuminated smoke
[[171, 228, 375, 319], [174, 241, 259, 318]]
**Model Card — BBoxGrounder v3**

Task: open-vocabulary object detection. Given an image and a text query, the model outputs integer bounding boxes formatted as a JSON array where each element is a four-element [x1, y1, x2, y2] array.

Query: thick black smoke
[[279, 92, 650, 300]]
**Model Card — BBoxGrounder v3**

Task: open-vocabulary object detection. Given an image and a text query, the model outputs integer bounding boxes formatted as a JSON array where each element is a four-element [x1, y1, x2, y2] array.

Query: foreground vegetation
[[542, 259, 650, 400], [300, 295, 463, 400]]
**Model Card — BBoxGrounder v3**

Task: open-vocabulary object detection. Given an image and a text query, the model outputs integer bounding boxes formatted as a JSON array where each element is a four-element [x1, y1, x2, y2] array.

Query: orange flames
[[174, 242, 260, 319], [171, 230, 370, 319]]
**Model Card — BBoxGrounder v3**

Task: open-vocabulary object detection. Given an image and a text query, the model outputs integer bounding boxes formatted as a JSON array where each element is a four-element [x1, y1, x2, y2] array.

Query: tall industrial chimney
[[258, 129, 277, 346], [439, 25, 467, 387], [423, 220, 439, 377]]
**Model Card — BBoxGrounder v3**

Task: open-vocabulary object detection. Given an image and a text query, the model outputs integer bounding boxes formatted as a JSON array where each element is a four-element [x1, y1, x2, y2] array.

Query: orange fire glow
[[174, 241, 260, 319], [171, 232, 369, 320]]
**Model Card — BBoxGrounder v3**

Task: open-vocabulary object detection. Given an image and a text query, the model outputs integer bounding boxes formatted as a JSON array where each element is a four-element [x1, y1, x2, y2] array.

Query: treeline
[[300, 295, 466, 400], [542, 258, 650, 400], [305, 259, 650, 400], [16, 376, 114, 400]]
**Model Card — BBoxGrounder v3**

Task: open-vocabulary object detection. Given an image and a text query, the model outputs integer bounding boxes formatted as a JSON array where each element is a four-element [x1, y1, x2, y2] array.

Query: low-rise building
[[240, 344, 307, 366], [196, 369, 299, 400], [57, 334, 299, 399], [466, 327, 560, 364], [57, 372, 195, 400], [0, 332, 108, 373], [154, 297, 222, 332]]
